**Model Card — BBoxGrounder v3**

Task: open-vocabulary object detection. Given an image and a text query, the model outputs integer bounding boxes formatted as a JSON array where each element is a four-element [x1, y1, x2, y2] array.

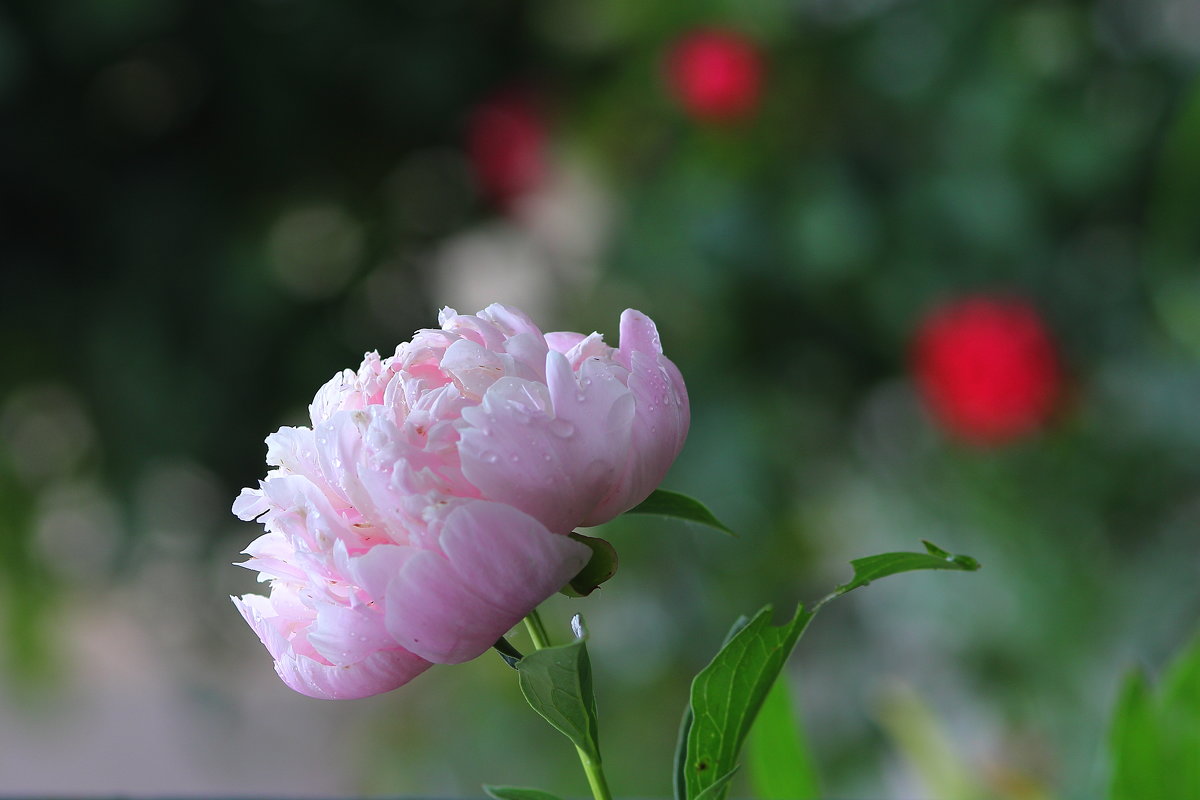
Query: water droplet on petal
[[483, 452, 500, 464], [548, 419, 575, 438]]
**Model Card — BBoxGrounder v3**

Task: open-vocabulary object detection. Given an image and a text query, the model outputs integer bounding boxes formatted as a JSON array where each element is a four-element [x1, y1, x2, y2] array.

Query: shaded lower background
[[3, 0, 1200, 798]]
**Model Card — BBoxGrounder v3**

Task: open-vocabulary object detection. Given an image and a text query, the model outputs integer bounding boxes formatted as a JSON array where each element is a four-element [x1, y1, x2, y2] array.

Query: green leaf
[[483, 786, 566, 800], [681, 604, 816, 800], [673, 704, 694, 800], [560, 532, 619, 597], [677, 542, 979, 800], [747, 676, 820, 800], [675, 615, 752, 800], [516, 615, 602, 765], [819, 540, 980, 607], [625, 489, 737, 536], [694, 767, 740, 800], [1110, 670, 1156, 800], [1110, 633, 1200, 800]]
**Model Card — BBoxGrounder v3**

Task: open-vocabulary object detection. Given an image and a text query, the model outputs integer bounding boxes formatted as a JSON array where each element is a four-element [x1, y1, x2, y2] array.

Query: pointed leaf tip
[[922, 540, 980, 569], [625, 489, 737, 537], [823, 541, 981, 607]]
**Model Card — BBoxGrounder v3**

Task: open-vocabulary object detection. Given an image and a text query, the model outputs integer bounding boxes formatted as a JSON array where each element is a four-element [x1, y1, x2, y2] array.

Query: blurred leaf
[[626, 489, 737, 536], [876, 683, 981, 800], [1147, 77, 1200, 264], [1109, 634, 1200, 800], [747, 676, 820, 800], [483, 786, 566, 800], [516, 615, 602, 765], [1147, 77, 1200, 354], [560, 532, 618, 597]]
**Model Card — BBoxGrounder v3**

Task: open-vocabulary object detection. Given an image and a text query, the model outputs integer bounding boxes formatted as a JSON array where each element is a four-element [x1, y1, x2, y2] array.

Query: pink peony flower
[[232, 305, 689, 699]]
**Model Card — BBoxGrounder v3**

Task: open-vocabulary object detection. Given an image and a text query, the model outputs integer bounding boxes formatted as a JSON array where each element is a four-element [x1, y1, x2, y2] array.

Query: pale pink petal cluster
[[232, 305, 689, 699]]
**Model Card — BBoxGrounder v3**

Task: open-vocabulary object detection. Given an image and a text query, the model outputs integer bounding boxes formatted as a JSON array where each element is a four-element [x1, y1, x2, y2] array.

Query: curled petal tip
[[619, 308, 663, 355]]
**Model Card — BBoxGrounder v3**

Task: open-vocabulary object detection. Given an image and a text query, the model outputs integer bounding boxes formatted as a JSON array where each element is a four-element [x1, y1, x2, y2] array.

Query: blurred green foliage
[[1109, 634, 1200, 800], [1, 0, 1199, 797]]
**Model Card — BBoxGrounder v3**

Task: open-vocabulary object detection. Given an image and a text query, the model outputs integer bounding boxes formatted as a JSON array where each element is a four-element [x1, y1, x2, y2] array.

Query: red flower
[[912, 295, 1062, 446], [665, 29, 763, 123], [466, 89, 547, 207]]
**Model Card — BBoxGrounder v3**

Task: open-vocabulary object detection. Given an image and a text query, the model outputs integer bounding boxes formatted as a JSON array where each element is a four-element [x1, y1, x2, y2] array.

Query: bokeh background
[[2, 0, 1200, 797]]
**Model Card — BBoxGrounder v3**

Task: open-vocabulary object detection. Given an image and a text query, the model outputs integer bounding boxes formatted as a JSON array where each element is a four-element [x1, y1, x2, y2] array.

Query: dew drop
[[548, 418, 575, 438], [509, 454, 521, 463], [483, 452, 500, 464]]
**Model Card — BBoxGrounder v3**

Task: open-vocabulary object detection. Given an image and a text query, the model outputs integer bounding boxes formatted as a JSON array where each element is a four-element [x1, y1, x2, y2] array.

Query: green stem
[[575, 745, 614, 800], [523, 607, 552, 650], [521, 608, 613, 800]]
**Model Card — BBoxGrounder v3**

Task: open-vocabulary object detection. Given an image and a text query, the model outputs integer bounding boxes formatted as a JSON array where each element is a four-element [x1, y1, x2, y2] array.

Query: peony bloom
[[665, 28, 764, 123], [233, 305, 689, 699], [912, 295, 1061, 446]]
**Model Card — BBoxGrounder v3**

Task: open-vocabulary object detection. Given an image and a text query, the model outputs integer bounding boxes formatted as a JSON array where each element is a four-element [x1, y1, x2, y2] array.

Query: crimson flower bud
[[912, 295, 1062, 446], [665, 29, 764, 123]]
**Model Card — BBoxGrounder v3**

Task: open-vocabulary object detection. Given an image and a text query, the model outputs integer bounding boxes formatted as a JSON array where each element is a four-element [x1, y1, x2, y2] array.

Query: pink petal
[[501, 332, 551, 382], [544, 330, 586, 354], [234, 591, 431, 700], [440, 338, 508, 399], [232, 487, 270, 521], [586, 356, 689, 524], [618, 308, 663, 357], [383, 501, 589, 663], [233, 593, 296, 662], [476, 303, 544, 339], [457, 357, 634, 533], [273, 648, 432, 700], [308, 602, 403, 666]]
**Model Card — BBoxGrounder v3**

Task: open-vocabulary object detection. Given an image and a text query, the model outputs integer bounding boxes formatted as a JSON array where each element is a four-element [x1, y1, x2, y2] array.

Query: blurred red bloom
[[665, 29, 763, 122], [466, 89, 547, 206], [912, 295, 1062, 446]]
